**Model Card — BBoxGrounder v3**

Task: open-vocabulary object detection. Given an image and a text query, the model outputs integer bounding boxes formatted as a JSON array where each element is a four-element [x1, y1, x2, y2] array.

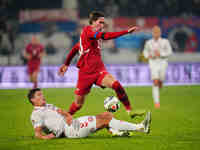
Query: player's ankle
[[155, 103, 160, 108], [125, 105, 132, 112]]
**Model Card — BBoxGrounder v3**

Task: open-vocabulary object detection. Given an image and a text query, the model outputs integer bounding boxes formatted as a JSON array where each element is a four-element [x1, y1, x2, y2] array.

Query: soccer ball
[[104, 96, 120, 112]]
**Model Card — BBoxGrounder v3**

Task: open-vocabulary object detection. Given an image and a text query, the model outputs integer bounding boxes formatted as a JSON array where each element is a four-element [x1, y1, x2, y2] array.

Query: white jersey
[[31, 104, 97, 138], [31, 104, 66, 137], [143, 37, 172, 63], [143, 38, 173, 80]]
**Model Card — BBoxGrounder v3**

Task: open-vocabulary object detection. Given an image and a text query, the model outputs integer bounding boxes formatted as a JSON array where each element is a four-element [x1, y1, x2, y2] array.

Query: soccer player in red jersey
[[23, 36, 45, 88], [58, 11, 140, 116]]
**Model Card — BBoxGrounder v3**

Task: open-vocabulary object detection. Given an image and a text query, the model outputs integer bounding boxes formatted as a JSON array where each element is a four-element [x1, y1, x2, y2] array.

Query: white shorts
[[149, 60, 168, 81], [64, 116, 96, 138]]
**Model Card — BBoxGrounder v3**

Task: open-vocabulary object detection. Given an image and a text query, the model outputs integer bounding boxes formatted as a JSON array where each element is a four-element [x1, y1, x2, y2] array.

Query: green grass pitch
[[0, 86, 200, 150]]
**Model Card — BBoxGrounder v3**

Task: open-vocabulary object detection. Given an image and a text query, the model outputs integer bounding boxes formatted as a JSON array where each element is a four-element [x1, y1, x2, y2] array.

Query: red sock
[[68, 102, 81, 115], [112, 81, 132, 111]]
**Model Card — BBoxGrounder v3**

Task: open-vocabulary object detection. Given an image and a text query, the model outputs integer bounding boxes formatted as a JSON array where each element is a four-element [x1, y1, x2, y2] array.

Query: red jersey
[[26, 43, 44, 65], [64, 25, 129, 74]]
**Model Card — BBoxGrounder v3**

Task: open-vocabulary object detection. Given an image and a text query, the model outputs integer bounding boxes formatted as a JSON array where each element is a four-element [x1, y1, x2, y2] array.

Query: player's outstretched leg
[[109, 111, 151, 133], [97, 111, 151, 137], [101, 74, 145, 117], [110, 111, 151, 136], [111, 80, 131, 111], [100, 74, 131, 111], [95, 111, 151, 137], [111, 80, 146, 117]]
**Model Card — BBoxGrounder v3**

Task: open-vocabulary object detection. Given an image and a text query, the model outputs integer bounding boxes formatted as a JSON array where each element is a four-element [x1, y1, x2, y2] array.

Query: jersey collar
[[34, 104, 48, 110]]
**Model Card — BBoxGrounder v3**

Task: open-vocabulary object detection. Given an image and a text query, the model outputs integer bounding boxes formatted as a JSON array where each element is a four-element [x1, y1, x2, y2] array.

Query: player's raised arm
[[86, 11, 139, 40], [102, 26, 139, 40], [87, 26, 139, 40], [143, 41, 153, 59], [58, 43, 80, 76]]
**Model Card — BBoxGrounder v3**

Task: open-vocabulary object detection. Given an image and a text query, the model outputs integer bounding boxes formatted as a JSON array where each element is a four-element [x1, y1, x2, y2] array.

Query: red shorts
[[27, 62, 40, 75], [75, 70, 109, 96]]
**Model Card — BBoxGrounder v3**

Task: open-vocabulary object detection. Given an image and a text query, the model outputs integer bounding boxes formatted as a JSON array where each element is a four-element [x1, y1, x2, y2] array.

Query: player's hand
[[58, 64, 68, 76], [155, 50, 160, 57], [57, 109, 73, 125], [149, 55, 153, 59], [128, 26, 139, 33]]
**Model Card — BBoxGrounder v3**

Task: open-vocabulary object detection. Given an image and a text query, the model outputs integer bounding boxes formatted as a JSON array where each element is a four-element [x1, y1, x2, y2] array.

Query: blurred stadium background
[[0, 0, 200, 88], [1, 1, 200, 150]]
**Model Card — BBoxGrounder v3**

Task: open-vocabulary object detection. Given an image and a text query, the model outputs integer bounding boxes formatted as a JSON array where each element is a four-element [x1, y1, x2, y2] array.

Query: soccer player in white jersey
[[28, 88, 151, 139], [143, 26, 173, 108]]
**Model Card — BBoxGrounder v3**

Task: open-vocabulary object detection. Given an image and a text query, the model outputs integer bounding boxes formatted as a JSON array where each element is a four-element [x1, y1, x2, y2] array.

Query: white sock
[[153, 85, 160, 104], [109, 118, 143, 131]]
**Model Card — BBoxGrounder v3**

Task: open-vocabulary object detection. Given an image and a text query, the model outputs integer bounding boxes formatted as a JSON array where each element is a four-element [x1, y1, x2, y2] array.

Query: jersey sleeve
[[31, 111, 44, 128], [86, 26, 129, 40], [160, 39, 173, 58], [64, 43, 79, 66], [143, 40, 151, 58], [101, 30, 129, 40], [86, 27, 103, 40]]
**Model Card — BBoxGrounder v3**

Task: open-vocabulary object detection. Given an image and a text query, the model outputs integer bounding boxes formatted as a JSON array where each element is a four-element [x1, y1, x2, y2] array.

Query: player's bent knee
[[102, 74, 116, 88]]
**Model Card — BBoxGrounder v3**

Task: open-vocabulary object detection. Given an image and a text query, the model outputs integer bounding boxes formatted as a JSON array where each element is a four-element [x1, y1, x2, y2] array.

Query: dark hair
[[27, 88, 41, 104], [89, 11, 104, 25]]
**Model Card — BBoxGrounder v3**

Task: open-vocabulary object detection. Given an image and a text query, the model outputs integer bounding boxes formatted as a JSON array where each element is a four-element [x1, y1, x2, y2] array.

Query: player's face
[[94, 17, 105, 31], [152, 26, 161, 40], [32, 91, 46, 106], [31, 36, 39, 45]]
